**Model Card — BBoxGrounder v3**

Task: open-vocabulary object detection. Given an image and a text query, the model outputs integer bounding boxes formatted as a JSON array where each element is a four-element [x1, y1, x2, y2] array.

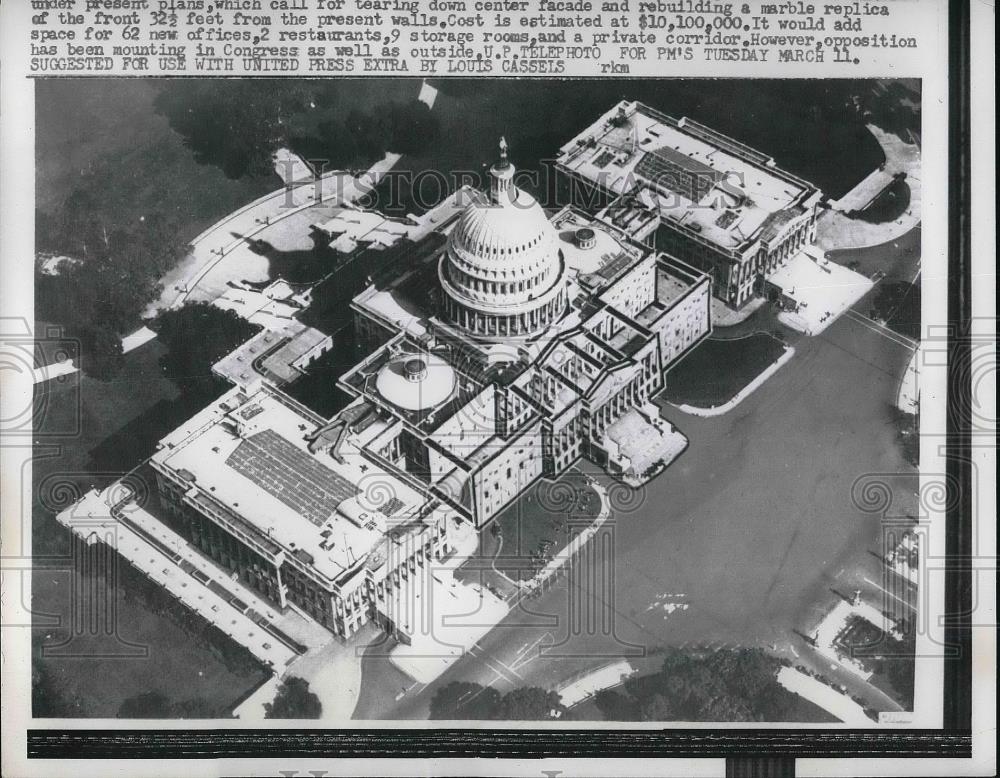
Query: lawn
[[849, 174, 912, 224], [483, 472, 603, 583], [283, 330, 361, 420], [35, 80, 276, 251], [660, 332, 788, 409]]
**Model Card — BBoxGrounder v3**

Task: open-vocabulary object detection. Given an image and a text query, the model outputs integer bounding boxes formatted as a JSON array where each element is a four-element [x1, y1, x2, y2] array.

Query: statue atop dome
[[489, 136, 515, 204]]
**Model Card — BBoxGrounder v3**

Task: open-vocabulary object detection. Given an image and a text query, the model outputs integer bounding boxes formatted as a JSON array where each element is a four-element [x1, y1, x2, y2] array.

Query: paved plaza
[[818, 125, 922, 251], [771, 248, 875, 335], [605, 408, 687, 483]]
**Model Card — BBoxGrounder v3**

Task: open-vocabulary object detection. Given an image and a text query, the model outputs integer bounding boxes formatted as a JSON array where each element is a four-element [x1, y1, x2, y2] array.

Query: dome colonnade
[[438, 138, 569, 341]]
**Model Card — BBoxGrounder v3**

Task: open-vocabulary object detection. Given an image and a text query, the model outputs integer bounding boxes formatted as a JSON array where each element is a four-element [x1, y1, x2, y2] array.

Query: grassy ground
[[848, 174, 912, 223], [827, 224, 920, 284], [478, 472, 603, 583], [36, 80, 276, 249], [660, 332, 788, 408], [282, 330, 360, 419], [868, 280, 921, 341]]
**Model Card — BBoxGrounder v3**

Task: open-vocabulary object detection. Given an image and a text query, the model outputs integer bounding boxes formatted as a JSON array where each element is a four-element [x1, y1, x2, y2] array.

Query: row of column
[[590, 373, 645, 438], [447, 291, 565, 338]]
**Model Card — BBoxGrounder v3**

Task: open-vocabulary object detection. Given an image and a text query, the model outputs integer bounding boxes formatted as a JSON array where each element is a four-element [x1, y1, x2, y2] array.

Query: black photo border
[[26, 0, 975, 767]]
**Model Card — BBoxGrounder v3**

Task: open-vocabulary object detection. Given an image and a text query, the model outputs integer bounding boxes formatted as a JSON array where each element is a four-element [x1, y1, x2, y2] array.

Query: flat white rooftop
[[557, 101, 816, 252], [552, 208, 644, 283], [315, 207, 413, 252], [152, 386, 432, 583], [212, 321, 331, 389]]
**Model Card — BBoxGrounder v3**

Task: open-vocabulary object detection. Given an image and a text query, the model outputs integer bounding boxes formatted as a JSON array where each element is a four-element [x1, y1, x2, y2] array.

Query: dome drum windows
[[438, 142, 569, 345]]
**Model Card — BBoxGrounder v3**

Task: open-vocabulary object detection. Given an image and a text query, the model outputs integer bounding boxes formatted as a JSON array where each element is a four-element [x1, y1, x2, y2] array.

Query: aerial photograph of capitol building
[[32, 78, 924, 723]]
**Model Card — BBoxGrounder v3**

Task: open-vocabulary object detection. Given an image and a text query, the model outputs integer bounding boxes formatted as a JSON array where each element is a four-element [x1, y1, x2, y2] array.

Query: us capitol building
[[64, 136, 712, 646]]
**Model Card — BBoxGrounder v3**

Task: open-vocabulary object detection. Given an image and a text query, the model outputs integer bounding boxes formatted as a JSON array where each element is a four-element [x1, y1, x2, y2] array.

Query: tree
[[495, 686, 561, 720], [264, 676, 322, 719], [118, 691, 172, 718], [76, 324, 124, 381], [153, 303, 261, 398], [35, 188, 187, 381], [154, 81, 318, 179], [387, 100, 440, 155], [639, 692, 676, 722], [594, 689, 639, 721]]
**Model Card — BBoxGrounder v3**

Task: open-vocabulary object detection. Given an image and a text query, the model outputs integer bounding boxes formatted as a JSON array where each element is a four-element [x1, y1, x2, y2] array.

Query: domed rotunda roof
[[439, 138, 568, 341]]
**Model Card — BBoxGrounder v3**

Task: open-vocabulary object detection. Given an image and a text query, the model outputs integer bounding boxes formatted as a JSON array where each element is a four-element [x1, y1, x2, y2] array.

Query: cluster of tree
[[264, 677, 322, 719], [889, 406, 919, 469], [151, 303, 262, 399], [117, 691, 224, 719], [852, 80, 921, 141], [429, 681, 562, 720], [592, 648, 796, 722], [153, 80, 440, 180], [35, 195, 188, 380]]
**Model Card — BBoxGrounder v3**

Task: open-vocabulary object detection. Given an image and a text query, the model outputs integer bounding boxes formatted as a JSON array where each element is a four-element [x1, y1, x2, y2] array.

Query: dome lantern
[[489, 136, 515, 204]]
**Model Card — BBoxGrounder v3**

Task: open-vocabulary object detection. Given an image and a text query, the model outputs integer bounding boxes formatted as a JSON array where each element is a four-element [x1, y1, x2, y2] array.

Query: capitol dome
[[439, 139, 568, 341]]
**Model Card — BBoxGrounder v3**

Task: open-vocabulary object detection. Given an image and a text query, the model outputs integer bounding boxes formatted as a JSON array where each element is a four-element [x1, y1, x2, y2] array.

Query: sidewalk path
[[776, 666, 873, 726], [896, 342, 921, 414], [817, 125, 922, 251], [559, 659, 636, 708]]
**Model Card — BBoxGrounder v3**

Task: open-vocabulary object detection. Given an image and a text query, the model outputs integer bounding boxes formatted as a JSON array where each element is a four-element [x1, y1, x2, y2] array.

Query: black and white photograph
[[30, 77, 925, 723]]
